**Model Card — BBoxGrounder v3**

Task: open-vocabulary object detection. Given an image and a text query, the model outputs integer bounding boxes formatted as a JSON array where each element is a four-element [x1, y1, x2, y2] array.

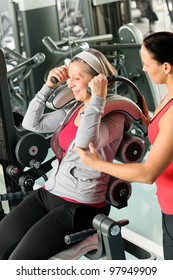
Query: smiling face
[[141, 44, 166, 84], [67, 60, 94, 102]]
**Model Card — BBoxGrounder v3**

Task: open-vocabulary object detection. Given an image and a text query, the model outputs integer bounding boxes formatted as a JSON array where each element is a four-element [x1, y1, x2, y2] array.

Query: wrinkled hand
[[76, 142, 101, 169], [88, 74, 108, 99], [141, 95, 151, 127], [46, 65, 69, 89]]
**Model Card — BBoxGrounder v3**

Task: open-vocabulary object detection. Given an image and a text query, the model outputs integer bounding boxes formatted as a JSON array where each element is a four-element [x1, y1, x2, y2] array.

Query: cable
[[63, 0, 73, 59]]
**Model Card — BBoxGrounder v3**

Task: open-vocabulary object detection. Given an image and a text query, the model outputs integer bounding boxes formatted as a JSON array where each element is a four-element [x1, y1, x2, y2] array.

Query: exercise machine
[[0, 33, 155, 259], [3, 87, 155, 260], [0, 47, 46, 215]]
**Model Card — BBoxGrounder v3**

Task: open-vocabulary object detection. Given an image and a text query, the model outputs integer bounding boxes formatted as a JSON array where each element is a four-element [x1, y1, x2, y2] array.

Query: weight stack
[[106, 176, 132, 209]]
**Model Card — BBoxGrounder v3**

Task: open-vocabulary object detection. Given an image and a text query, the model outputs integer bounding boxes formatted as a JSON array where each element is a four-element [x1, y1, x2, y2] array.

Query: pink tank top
[[58, 109, 78, 153], [148, 99, 173, 214]]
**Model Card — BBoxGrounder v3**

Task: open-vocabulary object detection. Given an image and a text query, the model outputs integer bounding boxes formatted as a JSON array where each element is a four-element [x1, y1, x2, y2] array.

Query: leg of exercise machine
[[0, 48, 20, 215], [63, 213, 156, 260]]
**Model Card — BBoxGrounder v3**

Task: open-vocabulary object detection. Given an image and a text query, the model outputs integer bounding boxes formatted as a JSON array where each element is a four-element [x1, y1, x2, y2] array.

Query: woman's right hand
[[46, 65, 69, 89]]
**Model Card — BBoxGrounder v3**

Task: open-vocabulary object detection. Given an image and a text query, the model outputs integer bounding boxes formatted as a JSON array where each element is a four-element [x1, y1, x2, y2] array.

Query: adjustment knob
[[19, 175, 35, 191], [6, 165, 20, 176]]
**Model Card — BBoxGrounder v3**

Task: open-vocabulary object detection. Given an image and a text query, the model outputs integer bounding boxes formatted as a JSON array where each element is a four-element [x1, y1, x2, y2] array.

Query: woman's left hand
[[88, 74, 108, 99]]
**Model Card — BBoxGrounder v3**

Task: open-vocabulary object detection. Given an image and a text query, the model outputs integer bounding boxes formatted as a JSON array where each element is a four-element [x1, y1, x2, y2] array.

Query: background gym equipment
[[4, 46, 45, 116], [43, 22, 159, 115], [165, 0, 173, 23], [0, 47, 51, 214], [8, 0, 61, 94], [88, 23, 160, 112], [6, 132, 53, 192], [80, 0, 132, 41]]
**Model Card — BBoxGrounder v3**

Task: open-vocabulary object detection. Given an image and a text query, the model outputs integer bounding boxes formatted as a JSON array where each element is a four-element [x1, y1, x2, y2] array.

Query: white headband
[[74, 51, 108, 76]]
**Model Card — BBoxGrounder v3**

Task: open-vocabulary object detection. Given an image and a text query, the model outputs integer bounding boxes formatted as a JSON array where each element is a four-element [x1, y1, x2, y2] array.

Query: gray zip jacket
[[22, 84, 126, 204]]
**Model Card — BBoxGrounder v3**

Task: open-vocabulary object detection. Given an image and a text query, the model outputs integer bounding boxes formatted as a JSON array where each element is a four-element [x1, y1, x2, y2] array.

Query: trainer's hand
[[141, 95, 150, 127], [76, 142, 101, 169]]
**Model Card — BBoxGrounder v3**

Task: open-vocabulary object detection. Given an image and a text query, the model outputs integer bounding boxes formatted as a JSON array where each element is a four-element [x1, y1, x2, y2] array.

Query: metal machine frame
[[64, 213, 156, 260]]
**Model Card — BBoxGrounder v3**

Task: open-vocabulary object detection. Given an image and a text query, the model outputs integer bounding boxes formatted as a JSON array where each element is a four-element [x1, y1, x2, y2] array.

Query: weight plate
[[15, 132, 49, 166]]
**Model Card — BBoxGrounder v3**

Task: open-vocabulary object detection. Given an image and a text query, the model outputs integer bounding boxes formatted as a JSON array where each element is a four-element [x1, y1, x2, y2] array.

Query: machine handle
[[42, 34, 113, 55], [3, 47, 26, 63], [64, 228, 96, 245], [7, 52, 46, 79], [42, 36, 89, 56]]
